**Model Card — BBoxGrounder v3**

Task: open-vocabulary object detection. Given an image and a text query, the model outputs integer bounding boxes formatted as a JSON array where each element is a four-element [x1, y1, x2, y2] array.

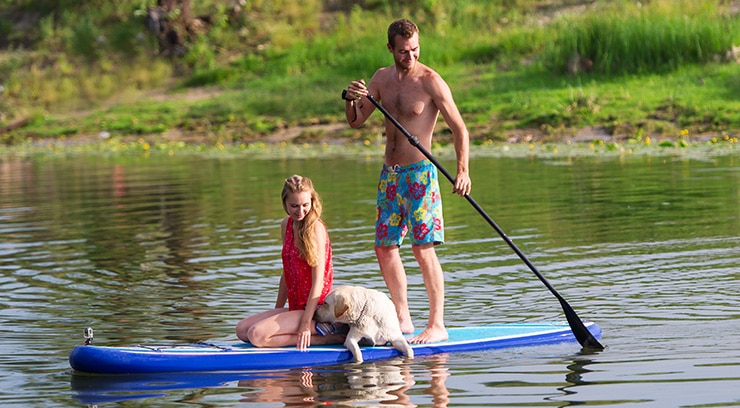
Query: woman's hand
[[296, 323, 312, 350]]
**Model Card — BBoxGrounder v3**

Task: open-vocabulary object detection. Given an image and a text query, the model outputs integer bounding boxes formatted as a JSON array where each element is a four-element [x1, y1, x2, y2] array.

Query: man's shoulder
[[374, 65, 394, 76], [418, 63, 442, 80]]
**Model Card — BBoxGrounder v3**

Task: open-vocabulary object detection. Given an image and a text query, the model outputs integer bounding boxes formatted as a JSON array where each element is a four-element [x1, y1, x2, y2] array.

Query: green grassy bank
[[1, 0, 739, 156]]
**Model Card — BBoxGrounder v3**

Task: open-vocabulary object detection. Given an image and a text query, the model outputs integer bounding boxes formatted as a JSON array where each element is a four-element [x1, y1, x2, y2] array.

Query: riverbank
[[2, 121, 736, 161], [2, 77, 737, 161], [2, 0, 739, 153]]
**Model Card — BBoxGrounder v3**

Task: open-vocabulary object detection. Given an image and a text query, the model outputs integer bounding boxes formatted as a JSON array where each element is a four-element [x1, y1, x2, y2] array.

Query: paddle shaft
[[365, 95, 604, 350]]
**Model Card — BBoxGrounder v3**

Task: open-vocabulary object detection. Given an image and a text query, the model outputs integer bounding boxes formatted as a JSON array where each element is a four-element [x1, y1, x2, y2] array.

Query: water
[[0, 152, 738, 407]]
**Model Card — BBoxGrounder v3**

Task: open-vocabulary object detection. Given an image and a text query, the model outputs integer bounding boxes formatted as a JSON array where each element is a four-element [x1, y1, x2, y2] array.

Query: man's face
[[388, 32, 420, 72]]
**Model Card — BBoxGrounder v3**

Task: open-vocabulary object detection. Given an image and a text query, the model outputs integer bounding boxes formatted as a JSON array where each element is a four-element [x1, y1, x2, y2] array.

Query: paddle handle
[[365, 95, 604, 350]]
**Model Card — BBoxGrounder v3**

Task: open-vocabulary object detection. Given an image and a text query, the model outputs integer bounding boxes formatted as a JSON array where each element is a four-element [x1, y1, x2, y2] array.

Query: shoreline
[[1, 128, 736, 161]]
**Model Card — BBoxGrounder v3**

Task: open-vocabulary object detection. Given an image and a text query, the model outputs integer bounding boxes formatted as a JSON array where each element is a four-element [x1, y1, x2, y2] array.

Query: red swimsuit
[[281, 218, 333, 311]]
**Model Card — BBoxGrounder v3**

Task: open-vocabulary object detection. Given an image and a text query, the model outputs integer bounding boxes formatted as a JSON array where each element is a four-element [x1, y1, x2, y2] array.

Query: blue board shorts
[[375, 159, 444, 247]]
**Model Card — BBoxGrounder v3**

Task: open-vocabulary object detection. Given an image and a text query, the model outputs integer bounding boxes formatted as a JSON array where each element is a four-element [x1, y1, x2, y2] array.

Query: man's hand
[[453, 171, 471, 197], [346, 79, 367, 100]]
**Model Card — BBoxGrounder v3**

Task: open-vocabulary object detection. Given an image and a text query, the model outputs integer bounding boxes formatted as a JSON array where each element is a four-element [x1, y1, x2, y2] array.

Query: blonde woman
[[236, 175, 346, 349]]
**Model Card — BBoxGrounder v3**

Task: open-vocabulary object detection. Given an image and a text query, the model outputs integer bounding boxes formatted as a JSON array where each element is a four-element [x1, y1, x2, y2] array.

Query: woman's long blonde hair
[[281, 175, 323, 266]]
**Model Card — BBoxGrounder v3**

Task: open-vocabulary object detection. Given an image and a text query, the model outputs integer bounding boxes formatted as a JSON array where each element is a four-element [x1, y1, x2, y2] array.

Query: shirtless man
[[343, 19, 471, 344]]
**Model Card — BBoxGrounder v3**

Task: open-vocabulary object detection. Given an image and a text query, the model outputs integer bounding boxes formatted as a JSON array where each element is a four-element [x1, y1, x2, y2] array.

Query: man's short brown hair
[[387, 19, 418, 49]]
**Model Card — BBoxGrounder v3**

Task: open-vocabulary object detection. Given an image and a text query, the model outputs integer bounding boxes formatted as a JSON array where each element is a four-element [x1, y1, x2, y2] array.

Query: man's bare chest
[[383, 83, 432, 120]]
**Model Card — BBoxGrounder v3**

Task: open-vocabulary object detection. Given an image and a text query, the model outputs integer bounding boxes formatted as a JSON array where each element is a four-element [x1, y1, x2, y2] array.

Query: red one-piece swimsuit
[[282, 218, 333, 311]]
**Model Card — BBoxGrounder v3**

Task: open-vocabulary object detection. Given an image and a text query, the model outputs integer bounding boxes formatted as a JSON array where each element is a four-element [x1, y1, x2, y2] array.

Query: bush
[[67, 16, 102, 60]]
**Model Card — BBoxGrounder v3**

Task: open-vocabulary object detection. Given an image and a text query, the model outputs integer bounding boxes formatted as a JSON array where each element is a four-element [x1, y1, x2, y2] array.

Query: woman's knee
[[235, 320, 251, 342], [246, 324, 268, 347]]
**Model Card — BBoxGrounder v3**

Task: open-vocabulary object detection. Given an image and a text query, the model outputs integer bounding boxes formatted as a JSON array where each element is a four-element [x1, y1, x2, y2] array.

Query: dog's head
[[315, 286, 361, 324]]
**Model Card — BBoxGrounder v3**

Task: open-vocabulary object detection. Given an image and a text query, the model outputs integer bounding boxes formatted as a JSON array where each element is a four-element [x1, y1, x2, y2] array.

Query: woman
[[236, 175, 345, 349]]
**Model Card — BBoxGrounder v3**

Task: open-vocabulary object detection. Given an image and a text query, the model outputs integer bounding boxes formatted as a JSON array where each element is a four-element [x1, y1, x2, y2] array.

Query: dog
[[315, 285, 414, 363]]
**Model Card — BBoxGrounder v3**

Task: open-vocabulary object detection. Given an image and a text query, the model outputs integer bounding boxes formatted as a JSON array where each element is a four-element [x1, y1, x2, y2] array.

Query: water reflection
[[239, 363, 411, 405], [70, 370, 273, 405], [237, 354, 450, 406], [69, 354, 452, 406]]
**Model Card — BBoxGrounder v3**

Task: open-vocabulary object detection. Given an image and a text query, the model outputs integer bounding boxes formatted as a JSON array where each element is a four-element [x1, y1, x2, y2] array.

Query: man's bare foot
[[408, 326, 448, 344], [399, 317, 415, 335]]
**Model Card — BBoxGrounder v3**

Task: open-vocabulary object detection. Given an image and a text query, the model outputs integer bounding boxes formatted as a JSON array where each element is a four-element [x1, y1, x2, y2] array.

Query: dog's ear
[[334, 291, 350, 319]]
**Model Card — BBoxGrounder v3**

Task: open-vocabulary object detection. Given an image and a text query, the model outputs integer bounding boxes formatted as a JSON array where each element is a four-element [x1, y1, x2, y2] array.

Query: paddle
[[365, 94, 605, 350]]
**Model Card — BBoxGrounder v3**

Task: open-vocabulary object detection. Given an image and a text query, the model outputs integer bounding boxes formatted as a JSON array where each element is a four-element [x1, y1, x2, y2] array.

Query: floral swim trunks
[[375, 159, 444, 247]]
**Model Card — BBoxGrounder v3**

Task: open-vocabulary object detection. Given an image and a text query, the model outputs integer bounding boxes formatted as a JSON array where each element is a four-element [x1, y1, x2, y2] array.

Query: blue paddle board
[[69, 322, 602, 374]]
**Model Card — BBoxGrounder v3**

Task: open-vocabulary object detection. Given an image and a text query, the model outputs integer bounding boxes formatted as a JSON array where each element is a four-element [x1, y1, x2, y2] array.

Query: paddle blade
[[560, 299, 605, 350]]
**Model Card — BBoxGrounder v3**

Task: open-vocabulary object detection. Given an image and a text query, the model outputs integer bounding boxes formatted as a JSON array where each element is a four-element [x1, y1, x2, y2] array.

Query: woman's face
[[285, 191, 312, 222]]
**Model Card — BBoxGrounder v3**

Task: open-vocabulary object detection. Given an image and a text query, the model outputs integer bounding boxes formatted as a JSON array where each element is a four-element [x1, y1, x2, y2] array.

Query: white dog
[[315, 285, 414, 363]]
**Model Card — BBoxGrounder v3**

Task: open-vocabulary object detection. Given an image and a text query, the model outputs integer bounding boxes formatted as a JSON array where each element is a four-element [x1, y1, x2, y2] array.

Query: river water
[[0, 148, 738, 407]]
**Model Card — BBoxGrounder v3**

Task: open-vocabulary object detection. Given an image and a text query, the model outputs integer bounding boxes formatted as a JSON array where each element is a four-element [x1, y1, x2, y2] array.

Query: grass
[[2, 128, 735, 161], [542, 0, 738, 75], [1, 0, 739, 154], [462, 63, 740, 136]]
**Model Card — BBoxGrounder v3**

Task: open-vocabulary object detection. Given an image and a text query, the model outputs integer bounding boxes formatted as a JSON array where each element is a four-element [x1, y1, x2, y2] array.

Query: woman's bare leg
[[236, 308, 287, 342], [247, 310, 344, 347]]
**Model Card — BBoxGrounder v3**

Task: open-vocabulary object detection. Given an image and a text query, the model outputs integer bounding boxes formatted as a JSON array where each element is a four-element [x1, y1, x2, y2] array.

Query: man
[[343, 18, 471, 344]]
